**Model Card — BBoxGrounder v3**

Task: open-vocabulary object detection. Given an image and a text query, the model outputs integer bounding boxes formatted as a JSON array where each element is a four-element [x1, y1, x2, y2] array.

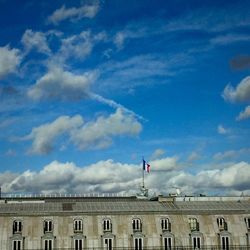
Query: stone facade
[[0, 195, 249, 249]]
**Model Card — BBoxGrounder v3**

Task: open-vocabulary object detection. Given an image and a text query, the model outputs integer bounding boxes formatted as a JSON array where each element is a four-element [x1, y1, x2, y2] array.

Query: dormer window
[[74, 219, 83, 233], [13, 220, 22, 234], [161, 218, 171, 232], [132, 218, 142, 232], [217, 217, 227, 231], [44, 220, 53, 234], [103, 219, 112, 232], [189, 218, 199, 231], [245, 217, 250, 230]]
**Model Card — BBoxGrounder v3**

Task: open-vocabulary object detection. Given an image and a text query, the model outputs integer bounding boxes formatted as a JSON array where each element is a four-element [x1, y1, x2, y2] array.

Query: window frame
[[132, 218, 142, 232], [13, 220, 22, 234], [217, 217, 227, 231], [12, 239, 22, 250], [103, 218, 112, 232], [134, 237, 143, 250], [161, 218, 171, 232], [245, 217, 250, 230], [220, 235, 230, 250], [43, 220, 53, 234], [43, 238, 53, 250], [103, 237, 113, 250], [188, 218, 199, 232], [163, 236, 173, 250], [191, 236, 201, 249], [74, 238, 84, 250], [74, 219, 83, 233]]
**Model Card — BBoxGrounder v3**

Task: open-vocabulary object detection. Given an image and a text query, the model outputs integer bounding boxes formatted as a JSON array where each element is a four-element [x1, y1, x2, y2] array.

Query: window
[[44, 239, 53, 250], [103, 219, 112, 232], [161, 218, 171, 231], [13, 220, 22, 234], [134, 237, 143, 250], [192, 236, 201, 249], [163, 237, 172, 250], [245, 217, 250, 230], [74, 239, 83, 250], [217, 217, 227, 231], [104, 238, 113, 250], [132, 219, 142, 232], [189, 218, 199, 231], [74, 219, 83, 233], [12, 240, 22, 250], [44, 220, 53, 233], [220, 236, 230, 250]]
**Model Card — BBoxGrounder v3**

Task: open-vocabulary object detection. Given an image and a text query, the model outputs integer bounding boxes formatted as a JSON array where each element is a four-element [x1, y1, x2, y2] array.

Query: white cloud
[[236, 105, 250, 121], [222, 76, 250, 103], [217, 124, 230, 135], [21, 29, 51, 55], [23, 109, 142, 154], [187, 151, 200, 162], [70, 108, 142, 150], [2, 160, 141, 194], [27, 67, 97, 101], [27, 67, 142, 119], [0, 45, 22, 78], [100, 54, 192, 90], [213, 148, 250, 161], [54, 31, 106, 63], [167, 161, 250, 194], [211, 34, 250, 45], [149, 157, 179, 171], [113, 29, 146, 49], [1, 160, 250, 196], [150, 148, 165, 160], [23, 115, 84, 154], [48, 3, 99, 25]]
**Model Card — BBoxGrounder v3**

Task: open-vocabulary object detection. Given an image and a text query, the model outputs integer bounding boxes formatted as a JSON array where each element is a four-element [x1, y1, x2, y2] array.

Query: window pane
[[135, 238, 138, 250]]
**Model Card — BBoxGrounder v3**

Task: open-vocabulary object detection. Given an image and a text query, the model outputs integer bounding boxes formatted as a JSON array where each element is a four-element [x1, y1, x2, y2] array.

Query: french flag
[[143, 159, 151, 173]]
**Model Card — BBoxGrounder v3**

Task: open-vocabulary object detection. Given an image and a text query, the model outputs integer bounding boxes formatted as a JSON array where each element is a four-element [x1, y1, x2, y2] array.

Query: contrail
[[89, 92, 145, 121]]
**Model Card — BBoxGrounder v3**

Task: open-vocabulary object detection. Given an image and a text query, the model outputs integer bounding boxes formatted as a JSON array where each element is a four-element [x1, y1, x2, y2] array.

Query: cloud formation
[[21, 29, 51, 55], [217, 124, 230, 135], [70, 108, 142, 150], [23, 109, 142, 154], [1, 160, 250, 196], [48, 3, 99, 25], [213, 148, 250, 161], [0, 45, 22, 79], [167, 161, 250, 195], [150, 148, 165, 160], [28, 67, 97, 101], [236, 105, 250, 121], [54, 31, 106, 63], [23, 115, 84, 154], [222, 76, 250, 103]]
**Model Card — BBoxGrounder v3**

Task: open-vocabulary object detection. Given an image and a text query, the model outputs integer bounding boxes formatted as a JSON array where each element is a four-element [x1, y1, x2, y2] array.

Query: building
[[0, 193, 250, 250]]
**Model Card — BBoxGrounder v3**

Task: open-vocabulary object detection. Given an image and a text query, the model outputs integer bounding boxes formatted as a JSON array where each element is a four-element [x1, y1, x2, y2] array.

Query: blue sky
[[0, 0, 250, 196]]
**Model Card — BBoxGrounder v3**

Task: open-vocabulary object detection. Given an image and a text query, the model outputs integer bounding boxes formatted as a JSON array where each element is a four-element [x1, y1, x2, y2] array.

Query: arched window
[[161, 218, 171, 231], [217, 217, 227, 231], [245, 217, 250, 230], [103, 218, 112, 232], [188, 218, 199, 231], [132, 218, 142, 232], [74, 219, 83, 233], [44, 220, 53, 234], [12, 240, 23, 250], [13, 220, 22, 234]]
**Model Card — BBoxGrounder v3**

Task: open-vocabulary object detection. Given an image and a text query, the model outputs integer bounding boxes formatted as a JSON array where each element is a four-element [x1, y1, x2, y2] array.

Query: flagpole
[[142, 157, 145, 188]]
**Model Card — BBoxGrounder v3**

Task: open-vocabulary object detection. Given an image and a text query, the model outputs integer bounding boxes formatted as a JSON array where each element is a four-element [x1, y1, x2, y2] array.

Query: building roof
[[0, 196, 250, 216]]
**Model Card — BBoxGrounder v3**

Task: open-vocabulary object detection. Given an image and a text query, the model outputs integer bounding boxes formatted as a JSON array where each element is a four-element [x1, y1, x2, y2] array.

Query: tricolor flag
[[143, 159, 151, 173]]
